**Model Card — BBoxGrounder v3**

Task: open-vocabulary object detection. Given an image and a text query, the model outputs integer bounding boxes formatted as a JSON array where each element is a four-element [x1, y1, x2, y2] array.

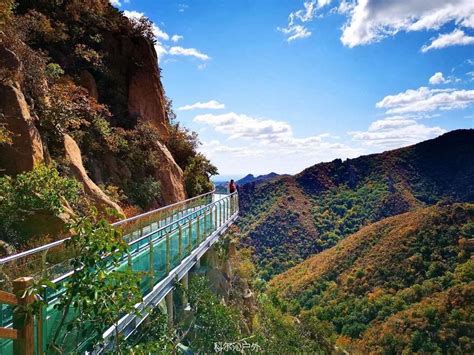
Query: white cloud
[[152, 26, 170, 41], [350, 116, 446, 148], [341, 0, 474, 48], [421, 29, 474, 52], [171, 34, 183, 42], [110, 0, 129, 7], [278, 25, 312, 42], [178, 4, 189, 13], [278, 1, 331, 42], [194, 112, 361, 164], [178, 100, 225, 111], [349, 79, 474, 150], [429, 72, 450, 85], [281, 1, 474, 49], [200, 140, 263, 158], [168, 46, 210, 61], [123, 10, 209, 64], [154, 43, 168, 61], [194, 112, 292, 140], [376, 87, 474, 114], [193, 111, 363, 175]]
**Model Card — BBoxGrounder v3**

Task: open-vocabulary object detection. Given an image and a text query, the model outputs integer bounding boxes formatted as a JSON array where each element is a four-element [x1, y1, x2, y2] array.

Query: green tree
[[48, 213, 142, 353], [129, 176, 161, 209], [0, 165, 81, 244], [184, 154, 218, 197], [185, 275, 240, 352]]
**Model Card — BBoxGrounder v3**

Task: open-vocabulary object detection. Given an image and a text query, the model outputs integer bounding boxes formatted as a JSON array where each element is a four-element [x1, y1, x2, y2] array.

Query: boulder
[[63, 134, 125, 218], [154, 141, 186, 204], [128, 37, 169, 140], [0, 83, 44, 174]]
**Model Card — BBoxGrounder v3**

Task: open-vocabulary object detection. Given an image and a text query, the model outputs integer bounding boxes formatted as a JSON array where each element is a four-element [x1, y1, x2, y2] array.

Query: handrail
[[0, 189, 216, 265], [0, 238, 70, 264], [50, 193, 237, 286], [112, 188, 215, 227], [128, 192, 236, 248]]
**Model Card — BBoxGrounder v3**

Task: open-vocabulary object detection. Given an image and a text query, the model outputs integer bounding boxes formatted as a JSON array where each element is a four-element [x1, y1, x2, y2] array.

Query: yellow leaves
[[0, 0, 13, 30], [0, 124, 12, 145]]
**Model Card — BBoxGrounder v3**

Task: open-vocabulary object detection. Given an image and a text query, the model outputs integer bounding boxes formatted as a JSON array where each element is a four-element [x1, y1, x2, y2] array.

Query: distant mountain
[[237, 172, 280, 185], [268, 203, 474, 353], [237, 129, 474, 279]]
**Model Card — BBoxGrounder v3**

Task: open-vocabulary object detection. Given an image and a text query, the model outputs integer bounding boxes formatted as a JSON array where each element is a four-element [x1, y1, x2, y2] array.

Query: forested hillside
[[237, 130, 474, 278], [268, 203, 474, 353]]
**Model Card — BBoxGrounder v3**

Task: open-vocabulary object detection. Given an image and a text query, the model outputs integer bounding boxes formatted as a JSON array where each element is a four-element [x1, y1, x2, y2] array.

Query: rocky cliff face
[[0, 0, 187, 212], [0, 47, 44, 173], [101, 33, 186, 203], [0, 83, 44, 173], [128, 37, 170, 140], [63, 134, 124, 216]]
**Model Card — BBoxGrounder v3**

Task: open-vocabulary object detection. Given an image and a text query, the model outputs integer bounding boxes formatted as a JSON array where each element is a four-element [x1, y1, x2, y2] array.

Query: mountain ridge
[[237, 172, 280, 185], [237, 129, 474, 279]]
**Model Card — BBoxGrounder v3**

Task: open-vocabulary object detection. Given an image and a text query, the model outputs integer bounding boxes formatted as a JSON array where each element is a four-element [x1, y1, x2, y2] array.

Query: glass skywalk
[[0, 191, 239, 354]]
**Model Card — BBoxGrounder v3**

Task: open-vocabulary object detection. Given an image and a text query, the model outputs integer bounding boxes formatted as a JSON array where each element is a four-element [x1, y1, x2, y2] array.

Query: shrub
[[126, 14, 156, 42], [129, 176, 161, 209], [184, 154, 218, 197], [120, 122, 163, 174], [45, 62, 64, 81], [0, 25, 48, 101], [0, 165, 81, 243], [74, 43, 103, 70], [38, 78, 116, 156], [186, 276, 240, 352], [167, 121, 200, 169], [99, 183, 128, 205]]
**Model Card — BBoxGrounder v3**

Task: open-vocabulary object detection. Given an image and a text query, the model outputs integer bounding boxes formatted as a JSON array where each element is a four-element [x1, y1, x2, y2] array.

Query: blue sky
[[113, 0, 474, 178]]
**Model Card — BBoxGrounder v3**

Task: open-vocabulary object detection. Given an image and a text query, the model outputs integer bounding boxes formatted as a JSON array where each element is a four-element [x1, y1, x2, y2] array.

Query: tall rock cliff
[[0, 0, 186, 215]]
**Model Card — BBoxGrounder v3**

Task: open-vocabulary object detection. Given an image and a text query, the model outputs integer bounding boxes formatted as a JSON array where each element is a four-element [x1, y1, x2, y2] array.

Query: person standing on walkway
[[228, 179, 237, 194]]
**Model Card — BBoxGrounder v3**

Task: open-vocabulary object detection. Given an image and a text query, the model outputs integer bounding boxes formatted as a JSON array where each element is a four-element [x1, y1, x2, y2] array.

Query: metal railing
[[0, 190, 215, 291], [0, 192, 239, 354]]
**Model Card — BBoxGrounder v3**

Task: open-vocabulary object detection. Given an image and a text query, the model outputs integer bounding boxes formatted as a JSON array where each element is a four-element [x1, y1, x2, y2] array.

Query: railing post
[[197, 216, 201, 244], [128, 251, 133, 269], [13, 277, 34, 355], [165, 291, 174, 328], [181, 273, 189, 308], [178, 224, 183, 259], [165, 232, 171, 274], [226, 198, 229, 220], [220, 202, 224, 226], [214, 206, 218, 229], [149, 238, 154, 290], [188, 219, 193, 253], [209, 207, 213, 233], [40, 249, 48, 279]]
